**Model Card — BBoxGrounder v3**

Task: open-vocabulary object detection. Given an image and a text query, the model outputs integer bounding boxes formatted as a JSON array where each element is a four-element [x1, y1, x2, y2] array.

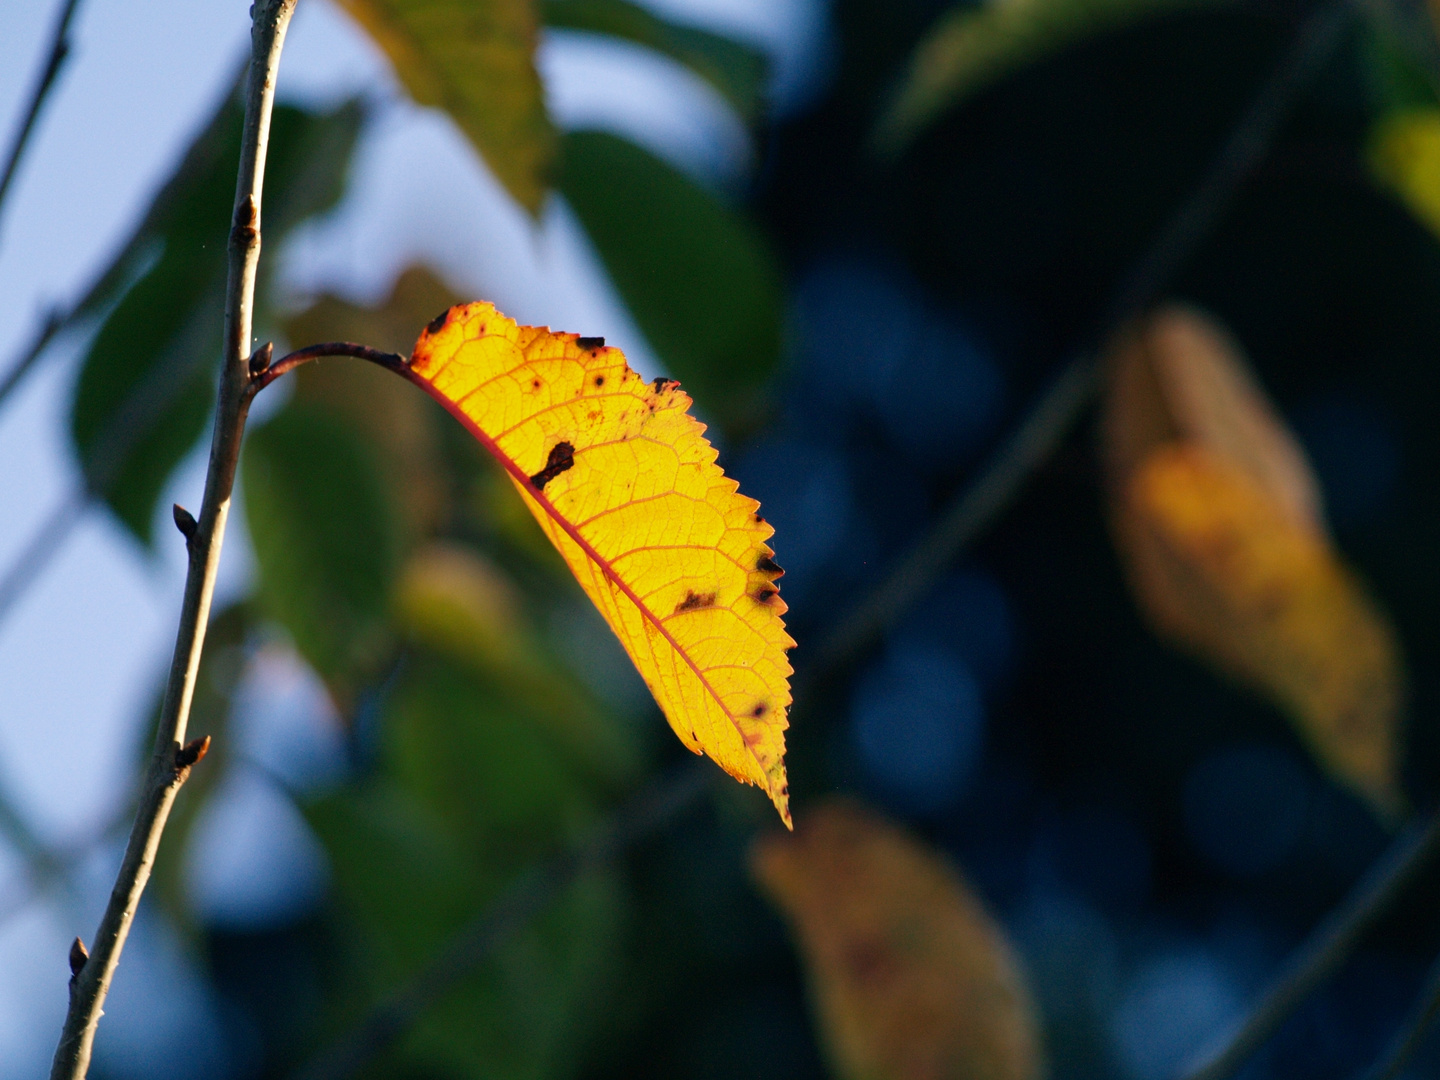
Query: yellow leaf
[[1369, 107, 1440, 241], [402, 302, 793, 823], [1102, 307, 1404, 815], [336, 0, 554, 213], [1120, 447, 1402, 815], [751, 799, 1043, 1080]]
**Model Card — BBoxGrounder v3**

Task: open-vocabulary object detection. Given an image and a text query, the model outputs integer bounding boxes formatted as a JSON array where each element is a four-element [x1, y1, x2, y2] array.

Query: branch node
[[175, 735, 211, 773], [171, 504, 197, 545], [248, 341, 273, 377], [230, 195, 258, 247], [67, 937, 87, 978]]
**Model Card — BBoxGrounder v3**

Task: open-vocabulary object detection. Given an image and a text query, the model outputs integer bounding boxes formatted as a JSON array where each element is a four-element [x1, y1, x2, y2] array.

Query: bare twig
[[1180, 811, 1440, 1080], [0, 0, 83, 238], [47, 3, 297, 1077]]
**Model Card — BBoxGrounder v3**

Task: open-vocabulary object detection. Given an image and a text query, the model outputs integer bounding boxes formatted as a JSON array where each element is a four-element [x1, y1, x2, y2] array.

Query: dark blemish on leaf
[[751, 702, 768, 718], [594, 374, 605, 387], [531, 378, 541, 390], [653, 376, 678, 393], [754, 586, 778, 604], [674, 590, 717, 614], [756, 555, 783, 577], [426, 310, 449, 335], [577, 336, 605, 350], [754, 513, 765, 524], [529, 441, 575, 490]]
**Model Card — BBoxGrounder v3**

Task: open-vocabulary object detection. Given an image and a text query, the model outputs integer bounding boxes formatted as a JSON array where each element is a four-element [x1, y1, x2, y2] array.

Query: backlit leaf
[[337, 0, 554, 212], [751, 799, 1043, 1080], [873, 0, 1231, 156], [399, 301, 794, 823], [542, 0, 767, 120], [560, 131, 783, 431], [1103, 306, 1404, 815]]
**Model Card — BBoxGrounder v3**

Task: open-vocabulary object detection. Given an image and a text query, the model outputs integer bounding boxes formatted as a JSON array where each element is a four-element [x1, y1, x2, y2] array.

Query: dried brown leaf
[[751, 799, 1043, 1080]]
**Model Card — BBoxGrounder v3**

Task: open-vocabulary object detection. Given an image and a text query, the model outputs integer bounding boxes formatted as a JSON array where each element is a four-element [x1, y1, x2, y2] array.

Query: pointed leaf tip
[[404, 302, 794, 823]]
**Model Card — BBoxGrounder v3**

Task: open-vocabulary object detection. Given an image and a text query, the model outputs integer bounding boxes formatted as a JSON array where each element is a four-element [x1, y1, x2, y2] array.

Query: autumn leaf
[[337, 0, 553, 212], [398, 302, 794, 823], [1103, 305, 1405, 816], [751, 799, 1043, 1080]]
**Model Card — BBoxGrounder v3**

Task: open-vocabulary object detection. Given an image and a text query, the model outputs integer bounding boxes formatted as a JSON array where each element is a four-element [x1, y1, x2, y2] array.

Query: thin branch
[[255, 340, 407, 386], [1180, 811, 1440, 1080], [294, 762, 712, 1080], [47, 2, 297, 1077], [1359, 945, 1440, 1080], [0, 0, 83, 239]]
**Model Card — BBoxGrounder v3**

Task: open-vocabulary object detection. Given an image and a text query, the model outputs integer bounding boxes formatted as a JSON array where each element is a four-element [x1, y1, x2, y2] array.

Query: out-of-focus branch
[[1180, 811, 1440, 1080], [1358, 944, 1440, 1080], [0, 0, 83, 240], [46, 2, 298, 1076]]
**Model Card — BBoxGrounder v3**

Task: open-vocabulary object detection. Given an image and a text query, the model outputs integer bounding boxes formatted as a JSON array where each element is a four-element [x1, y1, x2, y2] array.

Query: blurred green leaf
[[873, 0, 1234, 156], [337, 0, 554, 213], [69, 98, 362, 543], [304, 650, 627, 1078], [542, 0, 767, 120], [560, 130, 782, 428], [242, 400, 401, 706]]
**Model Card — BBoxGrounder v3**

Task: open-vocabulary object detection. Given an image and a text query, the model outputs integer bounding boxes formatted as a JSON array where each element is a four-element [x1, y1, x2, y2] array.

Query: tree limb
[[46, 3, 297, 1077]]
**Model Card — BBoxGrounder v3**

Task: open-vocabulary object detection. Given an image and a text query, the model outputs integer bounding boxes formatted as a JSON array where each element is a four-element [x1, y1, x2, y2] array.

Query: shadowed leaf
[[752, 798, 1044, 1080], [542, 0, 767, 120], [873, 0, 1233, 155], [1102, 306, 1405, 816], [70, 98, 362, 542], [559, 131, 783, 431], [399, 301, 794, 823], [337, 0, 553, 212], [242, 401, 401, 709]]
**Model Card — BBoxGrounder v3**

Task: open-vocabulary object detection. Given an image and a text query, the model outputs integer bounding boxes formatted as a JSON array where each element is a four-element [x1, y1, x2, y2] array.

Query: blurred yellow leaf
[[751, 799, 1043, 1080], [1370, 107, 1440, 240], [403, 303, 794, 823], [1103, 306, 1404, 815], [396, 540, 530, 674], [337, 0, 553, 212]]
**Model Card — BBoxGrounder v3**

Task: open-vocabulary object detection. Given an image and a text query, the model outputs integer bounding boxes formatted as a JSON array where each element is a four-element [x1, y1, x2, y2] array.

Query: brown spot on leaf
[[426, 310, 450, 335], [675, 589, 717, 613], [653, 376, 678, 393], [531, 378, 541, 390], [594, 374, 605, 387], [754, 586, 778, 604], [577, 336, 605, 350], [529, 441, 575, 491], [752, 702, 769, 718], [756, 555, 783, 577]]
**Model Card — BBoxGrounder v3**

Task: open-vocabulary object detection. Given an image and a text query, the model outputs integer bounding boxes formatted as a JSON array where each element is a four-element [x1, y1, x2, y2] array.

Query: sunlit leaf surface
[[1103, 306, 1404, 815], [752, 799, 1043, 1080], [404, 302, 794, 823]]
